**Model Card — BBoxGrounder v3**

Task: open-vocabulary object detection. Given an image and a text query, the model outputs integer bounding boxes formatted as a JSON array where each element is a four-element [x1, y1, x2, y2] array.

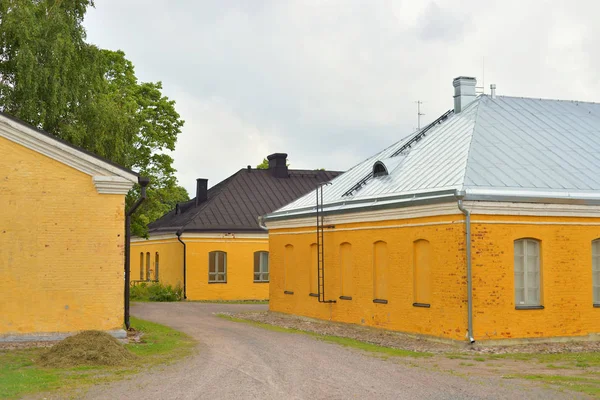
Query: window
[[514, 239, 541, 307], [254, 251, 269, 282], [145, 252, 151, 281], [209, 251, 227, 283], [593, 240, 600, 304], [284, 244, 294, 292], [340, 243, 352, 298], [310, 243, 318, 295], [139, 252, 144, 280], [373, 161, 388, 177], [155, 252, 160, 281], [373, 241, 388, 302], [413, 239, 431, 306]]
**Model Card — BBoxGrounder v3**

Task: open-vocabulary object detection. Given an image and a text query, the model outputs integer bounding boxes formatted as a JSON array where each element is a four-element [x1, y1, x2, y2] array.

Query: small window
[[209, 251, 227, 283], [254, 251, 269, 282], [155, 252, 160, 281], [139, 252, 144, 280], [593, 240, 600, 304], [145, 252, 151, 281], [373, 162, 388, 177], [514, 238, 541, 306]]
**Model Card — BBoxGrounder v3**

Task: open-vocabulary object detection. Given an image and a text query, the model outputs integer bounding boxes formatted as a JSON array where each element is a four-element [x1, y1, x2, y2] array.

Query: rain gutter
[[257, 215, 268, 230], [124, 176, 150, 330], [176, 229, 187, 300], [455, 190, 475, 344]]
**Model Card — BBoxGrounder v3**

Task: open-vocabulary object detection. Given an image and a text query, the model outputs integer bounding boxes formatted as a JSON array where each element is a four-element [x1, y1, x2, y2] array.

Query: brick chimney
[[453, 76, 477, 113], [195, 178, 208, 206], [267, 153, 288, 178]]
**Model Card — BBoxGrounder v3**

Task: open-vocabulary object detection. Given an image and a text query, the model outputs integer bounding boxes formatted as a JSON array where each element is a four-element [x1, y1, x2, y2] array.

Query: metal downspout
[[176, 230, 187, 300], [124, 176, 150, 330], [456, 191, 475, 344], [257, 215, 268, 230]]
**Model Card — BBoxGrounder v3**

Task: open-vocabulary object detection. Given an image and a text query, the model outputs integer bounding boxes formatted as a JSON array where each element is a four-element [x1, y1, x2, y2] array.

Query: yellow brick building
[[264, 77, 600, 343], [132, 154, 340, 301], [0, 112, 138, 341]]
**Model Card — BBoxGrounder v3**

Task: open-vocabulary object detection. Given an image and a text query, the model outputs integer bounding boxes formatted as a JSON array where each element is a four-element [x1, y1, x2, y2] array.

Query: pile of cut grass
[[38, 331, 137, 368]]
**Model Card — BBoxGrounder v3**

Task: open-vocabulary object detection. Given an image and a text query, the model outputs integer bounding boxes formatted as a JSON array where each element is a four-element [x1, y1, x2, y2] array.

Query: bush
[[131, 282, 183, 302]]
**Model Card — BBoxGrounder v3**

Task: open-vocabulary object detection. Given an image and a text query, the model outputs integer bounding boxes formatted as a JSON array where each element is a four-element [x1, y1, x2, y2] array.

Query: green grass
[[130, 282, 183, 302], [188, 300, 269, 305], [514, 374, 600, 397], [490, 351, 600, 368], [0, 317, 195, 399], [217, 314, 431, 358]]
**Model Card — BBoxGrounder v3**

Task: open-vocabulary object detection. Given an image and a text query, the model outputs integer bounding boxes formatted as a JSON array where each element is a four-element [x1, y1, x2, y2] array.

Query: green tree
[[256, 158, 269, 169], [0, 0, 188, 237]]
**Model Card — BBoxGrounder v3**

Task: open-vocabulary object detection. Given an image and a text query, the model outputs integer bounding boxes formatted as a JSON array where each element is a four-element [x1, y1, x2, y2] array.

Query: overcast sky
[[84, 0, 599, 196]]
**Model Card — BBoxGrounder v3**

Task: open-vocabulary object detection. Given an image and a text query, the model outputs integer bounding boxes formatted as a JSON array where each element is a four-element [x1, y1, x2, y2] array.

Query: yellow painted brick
[[0, 136, 125, 335]]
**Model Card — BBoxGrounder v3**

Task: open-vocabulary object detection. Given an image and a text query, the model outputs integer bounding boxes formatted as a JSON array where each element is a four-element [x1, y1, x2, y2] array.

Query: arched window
[[514, 238, 541, 307], [340, 243, 353, 299], [373, 241, 388, 302], [284, 244, 294, 293], [139, 252, 144, 280], [254, 251, 269, 282], [309, 243, 318, 295], [593, 239, 600, 305], [155, 252, 160, 281], [145, 252, 151, 281], [373, 162, 388, 177], [209, 251, 227, 283], [413, 239, 431, 306]]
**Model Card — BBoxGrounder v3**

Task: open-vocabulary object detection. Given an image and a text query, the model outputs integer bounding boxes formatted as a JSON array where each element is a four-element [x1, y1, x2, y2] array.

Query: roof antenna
[[415, 100, 425, 131], [475, 57, 485, 94]]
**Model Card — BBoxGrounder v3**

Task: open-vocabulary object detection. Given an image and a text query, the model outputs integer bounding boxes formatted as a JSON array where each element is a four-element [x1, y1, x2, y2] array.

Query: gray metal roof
[[267, 94, 600, 220]]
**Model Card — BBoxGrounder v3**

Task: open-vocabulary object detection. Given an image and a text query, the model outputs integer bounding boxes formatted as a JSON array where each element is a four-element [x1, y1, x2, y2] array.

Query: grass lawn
[[189, 300, 269, 305], [0, 317, 195, 399]]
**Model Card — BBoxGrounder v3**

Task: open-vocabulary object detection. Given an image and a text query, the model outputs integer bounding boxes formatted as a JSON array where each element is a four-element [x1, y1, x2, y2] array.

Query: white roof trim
[[0, 114, 138, 194]]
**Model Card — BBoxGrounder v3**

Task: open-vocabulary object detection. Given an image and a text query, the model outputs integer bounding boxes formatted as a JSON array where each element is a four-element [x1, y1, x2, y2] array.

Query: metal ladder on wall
[[316, 182, 335, 303]]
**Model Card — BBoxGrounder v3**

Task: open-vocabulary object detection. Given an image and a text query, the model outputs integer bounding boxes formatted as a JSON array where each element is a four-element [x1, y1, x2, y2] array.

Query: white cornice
[[265, 201, 600, 230], [0, 115, 137, 195], [132, 232, 269, 242]]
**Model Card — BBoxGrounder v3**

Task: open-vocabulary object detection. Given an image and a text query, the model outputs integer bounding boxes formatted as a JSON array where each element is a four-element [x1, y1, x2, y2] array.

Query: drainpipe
[[176, 229, 187, 299], [456, 190, 475, 344], [124, 176, 150, 330], [257, 215, 268, 230]]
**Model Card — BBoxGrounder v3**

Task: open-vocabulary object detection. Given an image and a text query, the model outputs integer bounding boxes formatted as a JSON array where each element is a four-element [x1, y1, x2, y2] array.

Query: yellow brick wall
[[132, 236, 270, 300], [471, 214, 600, 340], [186, 238, 269, 300], [130, 239, 183, 287], [269, 211, 600, 341], [0, 136, 125, 335], [269, 215, 468, 340]]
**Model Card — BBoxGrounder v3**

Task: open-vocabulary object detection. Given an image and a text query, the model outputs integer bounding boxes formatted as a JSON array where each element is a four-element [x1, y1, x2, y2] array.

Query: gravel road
[[80, 302, 576, 400]]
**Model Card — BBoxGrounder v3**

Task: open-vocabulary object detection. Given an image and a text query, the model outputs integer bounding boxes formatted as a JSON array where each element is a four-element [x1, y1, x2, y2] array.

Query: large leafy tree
[[0, 0, 188, 237]]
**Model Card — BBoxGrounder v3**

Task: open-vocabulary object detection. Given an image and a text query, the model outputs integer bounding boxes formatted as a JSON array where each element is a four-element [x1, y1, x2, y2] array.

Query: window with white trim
[[254, 251, 269, 282], [209, 251, 227, 283], [514, 239, 541, 306], [593, 239, 600, 304]]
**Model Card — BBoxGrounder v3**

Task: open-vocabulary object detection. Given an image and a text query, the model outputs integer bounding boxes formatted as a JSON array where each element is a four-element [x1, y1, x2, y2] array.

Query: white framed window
[[254, 251, 269, 282], [593, 240, 600, 304], [514, 238, 541, 306], [209, 251, 227, 283]]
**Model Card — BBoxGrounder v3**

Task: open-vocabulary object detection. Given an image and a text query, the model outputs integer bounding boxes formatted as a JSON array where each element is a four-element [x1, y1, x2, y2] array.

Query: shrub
[[131, 282, 182, 302]]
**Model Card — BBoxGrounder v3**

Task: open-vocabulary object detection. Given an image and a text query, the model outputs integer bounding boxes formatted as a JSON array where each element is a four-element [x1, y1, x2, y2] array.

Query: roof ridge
[[490, 94, 600, 106], [458, 97, 483, 191]]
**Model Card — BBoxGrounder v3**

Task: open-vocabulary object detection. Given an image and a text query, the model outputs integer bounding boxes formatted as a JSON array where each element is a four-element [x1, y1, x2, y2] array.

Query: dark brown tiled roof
[[149, 168, 342, 234]]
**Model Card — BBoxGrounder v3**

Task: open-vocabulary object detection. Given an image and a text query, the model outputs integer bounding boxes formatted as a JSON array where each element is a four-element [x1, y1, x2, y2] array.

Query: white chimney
[[453, 76, 477, 113], [490, 84, 497, 99]]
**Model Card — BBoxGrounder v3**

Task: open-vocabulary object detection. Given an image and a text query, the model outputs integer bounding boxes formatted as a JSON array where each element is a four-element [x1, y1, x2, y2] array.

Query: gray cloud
[[84, 0, 600, 196]]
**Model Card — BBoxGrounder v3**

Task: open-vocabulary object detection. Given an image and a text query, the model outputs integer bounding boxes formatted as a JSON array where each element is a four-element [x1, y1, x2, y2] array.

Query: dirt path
[[79, 303, 580, 400]]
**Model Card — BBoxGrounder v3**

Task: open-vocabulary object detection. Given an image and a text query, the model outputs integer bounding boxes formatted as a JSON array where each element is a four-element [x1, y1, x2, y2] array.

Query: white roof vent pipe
[[453, 76, 477, 113], [490, 84, 497, 99]]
